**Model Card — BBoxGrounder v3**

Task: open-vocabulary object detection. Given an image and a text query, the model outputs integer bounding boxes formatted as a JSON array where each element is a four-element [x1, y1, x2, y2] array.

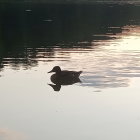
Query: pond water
[[0, 3, 140, 140]]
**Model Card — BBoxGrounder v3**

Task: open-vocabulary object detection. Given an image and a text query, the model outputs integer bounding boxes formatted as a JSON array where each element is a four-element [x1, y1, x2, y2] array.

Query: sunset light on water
[[0, 2, 140, 140]]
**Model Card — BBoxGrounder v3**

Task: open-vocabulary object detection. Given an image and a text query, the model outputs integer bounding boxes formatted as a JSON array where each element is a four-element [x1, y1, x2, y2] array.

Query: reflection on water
[[0, 3, 140, 90], [1, 3, 140, 140], [0, 128, 26, 140], [48, 77, 81, 91]]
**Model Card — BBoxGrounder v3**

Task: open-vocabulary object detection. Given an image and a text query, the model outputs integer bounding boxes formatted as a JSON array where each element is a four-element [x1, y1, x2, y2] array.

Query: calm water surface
[[0, 3, 140, 140]]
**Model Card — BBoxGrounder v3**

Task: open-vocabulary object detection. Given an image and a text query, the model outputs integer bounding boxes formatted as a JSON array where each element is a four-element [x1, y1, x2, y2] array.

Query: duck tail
[[78, 71, 82, 76]]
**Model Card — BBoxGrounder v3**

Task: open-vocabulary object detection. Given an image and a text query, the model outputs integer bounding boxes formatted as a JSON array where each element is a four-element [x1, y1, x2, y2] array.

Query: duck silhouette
[[48, 66, 82, 91]]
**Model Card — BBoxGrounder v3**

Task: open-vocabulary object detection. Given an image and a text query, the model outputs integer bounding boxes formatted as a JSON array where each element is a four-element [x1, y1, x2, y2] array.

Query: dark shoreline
[[0, 1, 139, 5]]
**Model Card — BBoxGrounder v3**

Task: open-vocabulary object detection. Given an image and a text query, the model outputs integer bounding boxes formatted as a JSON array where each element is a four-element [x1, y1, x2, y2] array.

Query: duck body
[[50, 73, 81, 85]]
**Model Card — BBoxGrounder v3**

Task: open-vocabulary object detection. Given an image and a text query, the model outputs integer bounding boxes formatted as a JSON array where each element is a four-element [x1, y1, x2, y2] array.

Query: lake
[[0, 2, 140, 140]]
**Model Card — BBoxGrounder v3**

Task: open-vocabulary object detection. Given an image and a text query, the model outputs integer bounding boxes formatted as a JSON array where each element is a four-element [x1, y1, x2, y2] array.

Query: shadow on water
[[49, 76, 81, 91], [48, 77, 81, 91], [0, 3, 140, 89]]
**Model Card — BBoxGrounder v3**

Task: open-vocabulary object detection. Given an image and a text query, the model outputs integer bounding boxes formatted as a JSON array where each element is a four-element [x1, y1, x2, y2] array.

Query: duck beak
[[48, 70, 53, 73], [48, 84, 61, 91]]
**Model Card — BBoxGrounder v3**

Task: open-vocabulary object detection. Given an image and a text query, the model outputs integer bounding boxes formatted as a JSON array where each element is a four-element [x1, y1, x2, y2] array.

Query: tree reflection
[[0, 4, 139, 69], [0, 3, 140, 89]]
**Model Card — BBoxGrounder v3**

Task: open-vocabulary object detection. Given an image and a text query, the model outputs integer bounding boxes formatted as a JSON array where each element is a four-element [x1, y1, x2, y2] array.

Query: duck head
[[48, 84, 61, 91], [48, 66, 61, 73]]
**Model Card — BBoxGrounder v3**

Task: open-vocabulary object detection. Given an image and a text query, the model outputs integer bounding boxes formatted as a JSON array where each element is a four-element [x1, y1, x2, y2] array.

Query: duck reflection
[[48, 66, 82, 91]]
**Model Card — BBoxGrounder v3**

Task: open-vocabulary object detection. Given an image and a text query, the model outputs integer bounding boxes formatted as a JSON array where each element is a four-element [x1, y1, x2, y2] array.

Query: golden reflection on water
[[0, 128, 26, 140], [109, 26, 140, 51], [1, 26, 140, 90], [52, 25, 140, 89]]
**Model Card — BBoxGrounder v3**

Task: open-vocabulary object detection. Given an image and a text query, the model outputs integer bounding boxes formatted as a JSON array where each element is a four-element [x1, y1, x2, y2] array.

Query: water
[[0, 3, 140, 140]]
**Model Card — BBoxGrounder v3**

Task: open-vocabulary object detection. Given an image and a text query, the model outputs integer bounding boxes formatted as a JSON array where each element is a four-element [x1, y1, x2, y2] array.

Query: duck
[[48, 66, 82, 88]]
